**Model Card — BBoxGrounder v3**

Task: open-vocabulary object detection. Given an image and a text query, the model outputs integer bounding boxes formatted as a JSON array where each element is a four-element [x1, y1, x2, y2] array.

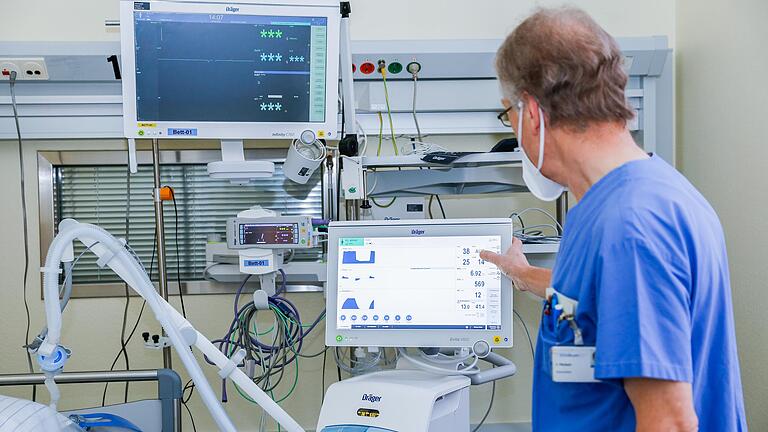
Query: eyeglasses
[[497, 106, 513, 127]]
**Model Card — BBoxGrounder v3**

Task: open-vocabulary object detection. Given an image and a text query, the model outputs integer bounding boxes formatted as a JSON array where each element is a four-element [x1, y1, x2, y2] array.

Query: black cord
[[169, 187, 187, 318], [514, 309, 535, 361], [119, 164, 132, 403], [182, 400, 197, 432], [472, 379, 496, 432], [435, 195, 447, 218], [511, 213, 525, 230], [321, 347, 328, 403], [335, 161, 342, 219], [182, 379, 195, 402], [428, 196, 434, 219], [102, 227, 156, 406], [9, 72, 36, 401]]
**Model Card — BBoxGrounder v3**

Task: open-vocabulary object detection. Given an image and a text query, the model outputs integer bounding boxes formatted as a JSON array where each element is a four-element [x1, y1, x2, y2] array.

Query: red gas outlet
[[359, 62, 375, 75]]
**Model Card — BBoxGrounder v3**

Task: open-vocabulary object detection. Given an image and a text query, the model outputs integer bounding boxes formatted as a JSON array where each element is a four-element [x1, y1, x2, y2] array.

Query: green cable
[[229, 308, 306, 407], [371, 197, 396, 208], [271, 305, 321, 329], [252, 321, 274, 337], [380, 70, 398, 152], [373, 70, 399, 210], [377, 111, 383, 156], [273, 355, 300, 403]]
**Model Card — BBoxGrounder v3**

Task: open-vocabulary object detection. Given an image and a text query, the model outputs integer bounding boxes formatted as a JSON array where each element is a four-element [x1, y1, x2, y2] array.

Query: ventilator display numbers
[[454, 245, 501, 329]]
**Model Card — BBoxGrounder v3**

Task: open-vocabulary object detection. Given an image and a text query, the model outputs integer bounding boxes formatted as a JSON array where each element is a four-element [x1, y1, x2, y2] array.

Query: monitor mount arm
[[338, 1, 359, 156], [470, 352, 518, 385]]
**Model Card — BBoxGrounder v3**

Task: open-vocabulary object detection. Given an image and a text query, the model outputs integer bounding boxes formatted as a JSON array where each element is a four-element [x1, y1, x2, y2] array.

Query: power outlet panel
[[0, 57, 49, 80]]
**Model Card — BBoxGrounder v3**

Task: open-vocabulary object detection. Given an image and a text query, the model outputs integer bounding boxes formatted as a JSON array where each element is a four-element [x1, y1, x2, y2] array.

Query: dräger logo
[[362, 393, 382, 403], [411, 229, 425, 236], [226, 6, 240, 12]]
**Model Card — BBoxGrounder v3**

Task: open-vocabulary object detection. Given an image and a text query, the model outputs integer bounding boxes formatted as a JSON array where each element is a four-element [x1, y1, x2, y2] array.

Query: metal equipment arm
[[469, 352, 518, 385]]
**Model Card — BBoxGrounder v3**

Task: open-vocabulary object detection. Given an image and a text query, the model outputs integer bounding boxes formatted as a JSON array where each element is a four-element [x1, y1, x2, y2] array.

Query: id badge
[[551, 346, 599, 383]]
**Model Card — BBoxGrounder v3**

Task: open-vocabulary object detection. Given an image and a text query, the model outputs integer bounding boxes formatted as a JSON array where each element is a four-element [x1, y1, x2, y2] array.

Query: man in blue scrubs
[[481, 7, 747, 431]]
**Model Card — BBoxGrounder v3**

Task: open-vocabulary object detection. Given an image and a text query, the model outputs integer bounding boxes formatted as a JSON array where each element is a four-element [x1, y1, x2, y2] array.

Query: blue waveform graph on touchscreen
[[369, 300, 375, 309], [342, 250, 376, 264], [342, 298, 360, 309]]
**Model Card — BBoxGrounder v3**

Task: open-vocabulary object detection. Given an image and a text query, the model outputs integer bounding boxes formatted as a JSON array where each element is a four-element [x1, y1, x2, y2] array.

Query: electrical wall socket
[[0, 58, 49, 80]]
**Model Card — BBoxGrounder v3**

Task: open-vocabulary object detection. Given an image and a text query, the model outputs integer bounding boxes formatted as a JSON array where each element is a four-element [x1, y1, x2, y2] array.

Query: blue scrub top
[[532, 155, 747, 431]]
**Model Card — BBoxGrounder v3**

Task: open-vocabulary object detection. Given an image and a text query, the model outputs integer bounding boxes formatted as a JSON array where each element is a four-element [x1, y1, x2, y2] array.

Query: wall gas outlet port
[[0, 58, 49, 80]]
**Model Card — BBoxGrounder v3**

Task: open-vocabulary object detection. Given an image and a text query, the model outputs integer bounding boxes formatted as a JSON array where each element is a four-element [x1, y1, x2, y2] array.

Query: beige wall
[[676, 0, 768, 430], [0, 0, 675, 43], [0, 1, 676, 431]]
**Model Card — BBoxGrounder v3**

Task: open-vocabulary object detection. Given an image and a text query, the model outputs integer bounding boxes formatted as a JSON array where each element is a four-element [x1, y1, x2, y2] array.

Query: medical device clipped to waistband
[[544, 287, 583, 345]]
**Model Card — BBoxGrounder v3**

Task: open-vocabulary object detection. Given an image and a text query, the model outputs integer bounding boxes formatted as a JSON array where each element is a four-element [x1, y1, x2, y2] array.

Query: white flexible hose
[[43, 373, 59, 411], [398, 348, 480, 375], [40, 220, 305, 432]]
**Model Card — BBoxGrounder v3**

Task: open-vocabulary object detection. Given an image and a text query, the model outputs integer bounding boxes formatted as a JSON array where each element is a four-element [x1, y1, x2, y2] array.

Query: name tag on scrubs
[[551, 346, 599, 383]]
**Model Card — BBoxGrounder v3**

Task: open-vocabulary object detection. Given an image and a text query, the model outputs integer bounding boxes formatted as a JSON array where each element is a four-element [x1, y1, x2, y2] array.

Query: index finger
[[479, 250, 501, 265]]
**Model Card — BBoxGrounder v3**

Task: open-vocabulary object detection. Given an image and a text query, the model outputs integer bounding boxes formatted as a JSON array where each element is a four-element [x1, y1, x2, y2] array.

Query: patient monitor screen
[[239, 223, 299, 245], [133, 10, 329, 123], [336, 236, 502, 330]]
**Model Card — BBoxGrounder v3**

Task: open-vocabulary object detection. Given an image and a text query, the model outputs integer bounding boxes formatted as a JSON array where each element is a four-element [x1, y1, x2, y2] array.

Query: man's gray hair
[[496, 7, 635, 130]]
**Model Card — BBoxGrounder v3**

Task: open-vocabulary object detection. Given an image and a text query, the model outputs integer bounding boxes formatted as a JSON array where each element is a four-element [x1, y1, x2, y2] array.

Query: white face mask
[[516, 101, 566, 201]]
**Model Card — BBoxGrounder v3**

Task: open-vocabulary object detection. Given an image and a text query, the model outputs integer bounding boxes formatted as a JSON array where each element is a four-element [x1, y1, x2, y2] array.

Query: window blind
[[53, 163, 323, 284]]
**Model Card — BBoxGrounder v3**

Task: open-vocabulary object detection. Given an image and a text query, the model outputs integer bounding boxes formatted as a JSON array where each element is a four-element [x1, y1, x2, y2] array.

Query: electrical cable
[[411, 73, 423, 141], [10, 71, 36, 401], [514, 309, 535, 361], [119, 164, 132, 403], [181, 378, 198, 431], [380, 68, 398, 149], [169, 187, 187, 318], [376, 112, 385, 156], [428, 195, 447, 219], [182, 399, 198, 432], [472, 378, 496, 432], [102, 226, 156, 406], [371, 196, 396, 208], [428, 196, 434, 219], [510, 208, 562, 244], [372, 110, 396, 208], [510, 208, 563, 232], [435, 195, 447, 218], [321, 348, 328, 403], [213, 275, 326, 406], [400, 140, 448, 156]]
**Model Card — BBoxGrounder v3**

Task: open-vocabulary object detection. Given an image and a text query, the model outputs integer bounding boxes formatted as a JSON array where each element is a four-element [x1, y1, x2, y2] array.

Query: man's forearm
[[516, 265, 552, 298], [625, 379, 698, 432]]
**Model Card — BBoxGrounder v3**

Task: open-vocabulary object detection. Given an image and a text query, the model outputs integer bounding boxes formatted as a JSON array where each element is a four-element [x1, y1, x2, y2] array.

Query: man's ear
[[524, 96, 541, 133]]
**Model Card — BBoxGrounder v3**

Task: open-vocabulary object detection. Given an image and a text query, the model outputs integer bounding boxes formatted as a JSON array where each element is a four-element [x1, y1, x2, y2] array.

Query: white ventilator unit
[[318, 219, 517, 432], [325, 219, 514, 350], [317, 370, 471, 432]]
